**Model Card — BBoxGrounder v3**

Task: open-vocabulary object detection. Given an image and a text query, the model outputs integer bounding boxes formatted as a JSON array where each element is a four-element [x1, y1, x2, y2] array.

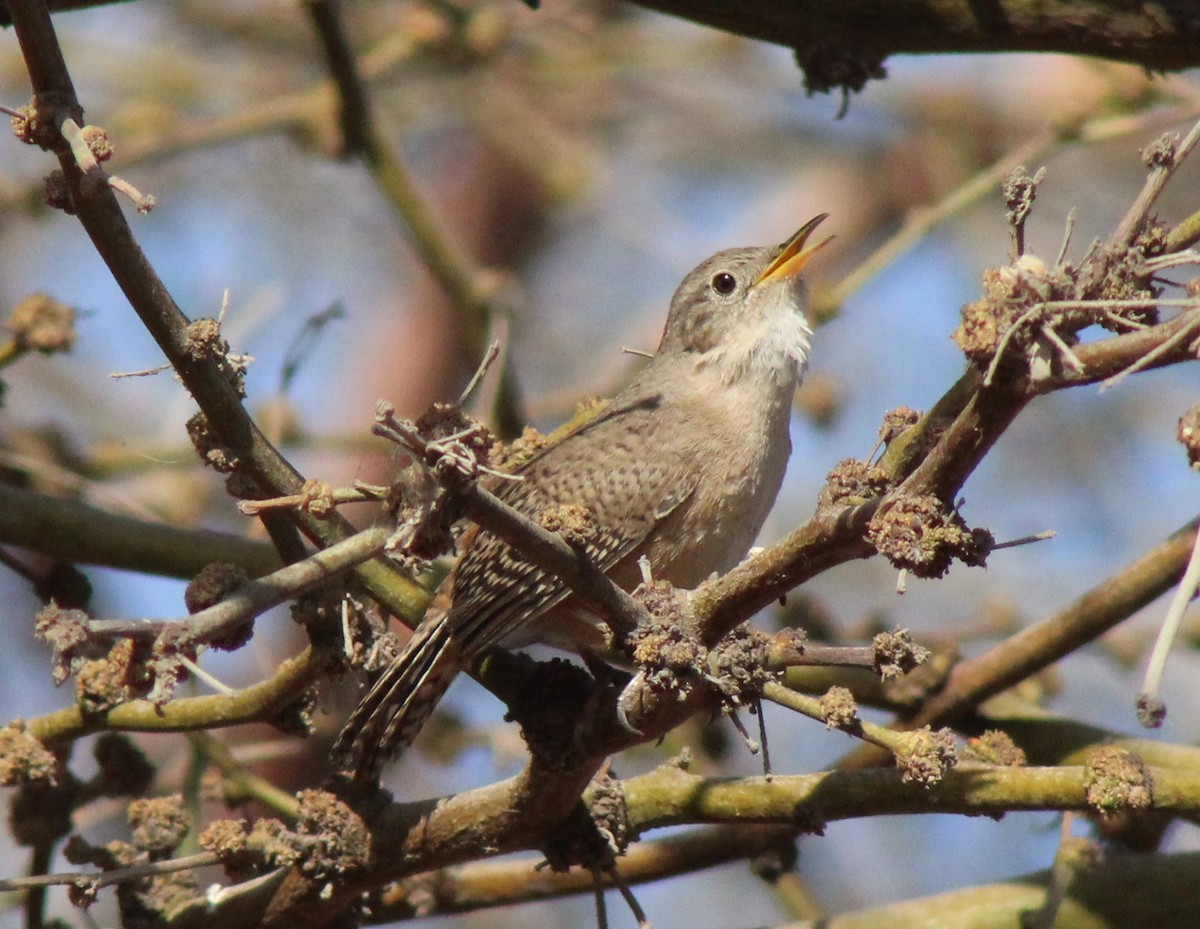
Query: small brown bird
[[335, 215, 832, 780]]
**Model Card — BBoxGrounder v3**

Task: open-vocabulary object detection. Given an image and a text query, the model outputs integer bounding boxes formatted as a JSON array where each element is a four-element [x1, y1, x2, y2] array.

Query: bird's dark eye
[[711, 272, 737, 295]]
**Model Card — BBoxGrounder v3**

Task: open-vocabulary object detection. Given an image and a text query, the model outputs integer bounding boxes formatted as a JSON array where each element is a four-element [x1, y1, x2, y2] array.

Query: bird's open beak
[[754, 213, 833, 287]]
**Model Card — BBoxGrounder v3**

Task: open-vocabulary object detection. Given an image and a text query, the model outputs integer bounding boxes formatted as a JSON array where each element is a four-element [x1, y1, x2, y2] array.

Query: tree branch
[[84, 526, 388, 643], [5, 0, 431, 626], [628, 0, 1200, 93], [305, 0, 527, 437], [0, 483, 283, 580], [166, 754, 1200, 928], [369, 826, 791, 920], [910, 517, 1200, 732], [26, 647, 319, 745]]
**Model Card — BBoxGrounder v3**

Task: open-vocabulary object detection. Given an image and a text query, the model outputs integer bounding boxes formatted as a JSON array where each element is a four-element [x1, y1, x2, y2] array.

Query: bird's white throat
[[698, 298, 812, 390]]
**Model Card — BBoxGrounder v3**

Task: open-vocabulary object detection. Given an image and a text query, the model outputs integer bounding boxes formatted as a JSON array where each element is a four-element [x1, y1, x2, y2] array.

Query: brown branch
[[690, 371, 1028, 647], [0, 483, 282, 580], [1111, 118, 1200, 247], [374, 403, 652, 638], [0, 852, 218, 893], [765, 639, 877, 672], [690, 501, 878, 647], [370, 826, 790, 920], [304, 0, 526, 437], [86, 526, 389, 643], [5, 0, 430, 627], [907, 516, 1200, 733], [228, 661, 722, 925], [628, 0, 1200, 90], [1057, 309, 1200, 391], [305, 0, 373, 157], [8, 0, 1200, 82]]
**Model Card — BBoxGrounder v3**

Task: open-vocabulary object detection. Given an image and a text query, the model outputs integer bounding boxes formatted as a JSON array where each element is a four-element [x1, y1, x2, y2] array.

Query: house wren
[[335, 214, 832, 780]]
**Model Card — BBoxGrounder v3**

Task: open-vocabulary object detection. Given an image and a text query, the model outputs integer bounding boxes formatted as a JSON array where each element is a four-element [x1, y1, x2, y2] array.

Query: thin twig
[[830, 106, 1200, 308], [1099, 310, 1200, 391], [107, 174, 156, 213], [1054, 208, 1077, 267], [884, 515, 1200, 739], [86, 526, 390, 643], [237, 485, 373, 515], [279, 302, 346, 395], [755, 701, 772, 777], [177, 654, 236, 696], [990, 530, 1056, 552], [1038, 325, 1085, 373], [1055, 308, 1200, 390], [1102, 310, 1150, 331], [374, 403, 650, 638], [592, 867, 608, 929], [1144, 249, 1200, 272], [726, 711, 761, 756], [110, 362, 172, 378], [762, 681, 927, 760], [833, 129, 1060, 306], [459, 341, 502, 407], [1111, 116, 1200, 247], [304, 0, 525, 435], [0, 852, 217, 893], [1138, 522, 1200, 725], [1042, 297, 1200, 311], [608, 864, 652, 929], [983, 304, 1043, 387]]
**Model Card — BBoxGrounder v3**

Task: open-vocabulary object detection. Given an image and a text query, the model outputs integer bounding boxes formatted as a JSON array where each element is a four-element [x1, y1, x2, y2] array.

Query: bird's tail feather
[[333, 618, 460, 782]]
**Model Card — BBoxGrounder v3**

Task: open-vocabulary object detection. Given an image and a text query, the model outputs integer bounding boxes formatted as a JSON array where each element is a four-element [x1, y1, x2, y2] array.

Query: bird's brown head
[[657, 214, 833, 385]]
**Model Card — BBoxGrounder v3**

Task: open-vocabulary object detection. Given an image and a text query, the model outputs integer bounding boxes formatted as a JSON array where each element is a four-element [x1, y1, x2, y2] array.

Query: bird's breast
[[642, 368, 795, 589]]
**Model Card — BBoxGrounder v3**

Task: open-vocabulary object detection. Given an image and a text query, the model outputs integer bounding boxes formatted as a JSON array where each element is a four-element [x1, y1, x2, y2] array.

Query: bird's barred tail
[[333, 617, 461, 782]]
